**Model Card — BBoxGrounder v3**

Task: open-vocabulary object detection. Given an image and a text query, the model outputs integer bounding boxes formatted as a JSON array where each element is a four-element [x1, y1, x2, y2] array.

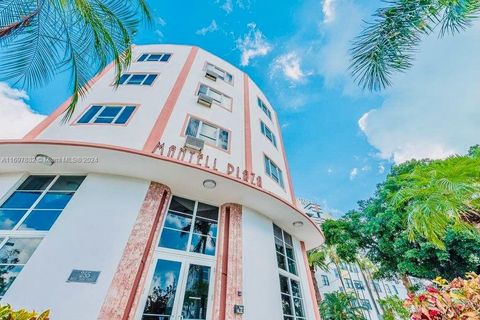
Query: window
[[373, 281, 382, 293], [392, 285, 399, 295], [273, 224, 305, 320], [360, 299, 372, 310], [159, 196, 219, 256], [185, 117, 229, 151], [205, 62, 233, 84], [321, 275, 329, 286], [349, 264, 358, 273], [257, 98, 272, 120], [77, 105, 136, 124], [333, 268, 339, 278], [385, 284, 392, 295], [260, 121, 277, 147], [0, 175, 85, 297], [264, 156, 284, 188], [197, 84, 232, 110], [345, 278, 354, 289], [137, 53, 171, 62], [273, 224, 297, 275], [118, 73, 158, 85], [354, 280, 365, 290]]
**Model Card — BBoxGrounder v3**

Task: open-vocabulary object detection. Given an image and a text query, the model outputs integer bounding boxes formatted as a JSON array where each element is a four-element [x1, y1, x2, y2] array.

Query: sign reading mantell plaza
[[153, 142, 263, 188]]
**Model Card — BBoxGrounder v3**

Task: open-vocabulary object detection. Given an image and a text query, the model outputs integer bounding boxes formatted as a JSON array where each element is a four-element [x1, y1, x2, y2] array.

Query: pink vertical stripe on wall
[[274, 112, 296, 205], [301, 241, 322, 320], [143, 46, 199, 152], [243, 74, 253, 173]]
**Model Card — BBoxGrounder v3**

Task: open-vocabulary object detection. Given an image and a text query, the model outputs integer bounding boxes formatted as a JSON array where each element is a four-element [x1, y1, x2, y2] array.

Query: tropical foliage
[[319, 292, 366, 320], [0, 304, 49, 320], [405, 273, 480, 319], [350, 0, 480, 90], [0, 0, 151, 119], [378, 296, 409, 320], [322, 148, 480, 281]]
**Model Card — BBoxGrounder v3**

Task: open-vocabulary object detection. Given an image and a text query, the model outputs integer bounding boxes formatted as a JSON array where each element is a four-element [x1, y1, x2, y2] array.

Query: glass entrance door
[[139, 254, 214, 320]]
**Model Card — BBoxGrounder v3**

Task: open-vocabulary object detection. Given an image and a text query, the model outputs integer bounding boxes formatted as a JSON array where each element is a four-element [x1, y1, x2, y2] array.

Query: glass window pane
[[291, 279, 301, 297], [273, 224, 283, 240], [128, 74, 146, 84], [18, 176, 54, 191], [277, 252, 287, 270], [0, 210, 27, 230], [293, 298, 305, 317], [143, 259, 181, 317], [159, 229, 189, 251], [198, 84, 208, 95], [190, 234, 216, 256], [115, 106, 136, 124], [0, 238, 42, 264], [78, 106, 102, 123], [279, 275, 290, 294], [181, 264, 211, 320], [219, 130, 229, 150], [275, 237, 285, 254], [285, 246, 294, 259], [281, 294, 293, 315], [195, 203, 218, 221], [193, 218, 217, 237], [169, 196, 195, 215], [143, 74, 157, 85], [1, 192, 41, 209], [0, 265, 23, 296], [287, 258, 297, 275], [199, 123, 217, 142], [138, 54, 148, 61], [98, 106, 121, 118], [118, 74, 130, 85], [50, 176, 85, 191], [160, 54, 171, 62], [18, 210, 62, 231], [35, 192, 73, 209], [164, 211, 192, 232], [185, 119, 200, 137], [147, 54, 162, 61], [94, 117, 114, 124]]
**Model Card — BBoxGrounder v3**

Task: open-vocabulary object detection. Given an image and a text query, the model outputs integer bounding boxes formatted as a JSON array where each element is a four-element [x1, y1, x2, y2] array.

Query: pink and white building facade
[[0, 44, 323, 319]]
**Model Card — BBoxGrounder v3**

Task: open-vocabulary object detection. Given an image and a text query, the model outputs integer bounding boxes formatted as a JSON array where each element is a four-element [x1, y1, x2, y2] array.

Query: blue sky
[[2, 0, 480, 216]]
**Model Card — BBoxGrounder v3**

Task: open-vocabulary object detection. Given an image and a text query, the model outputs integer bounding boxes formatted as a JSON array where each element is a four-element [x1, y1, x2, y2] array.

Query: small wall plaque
[[234, 305, 245, 314], [67, 269, 100, 284]]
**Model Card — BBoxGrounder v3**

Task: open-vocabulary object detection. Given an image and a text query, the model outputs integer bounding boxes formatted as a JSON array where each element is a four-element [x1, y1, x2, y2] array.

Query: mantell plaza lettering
[[153, 142, 263, 188]]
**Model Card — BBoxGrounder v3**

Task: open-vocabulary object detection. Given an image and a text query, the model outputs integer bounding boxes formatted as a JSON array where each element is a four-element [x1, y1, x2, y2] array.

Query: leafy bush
[[405, 273, 480, 319], [0, 305, 49, 320], [319, 292, 366, 320], [378, 296, 409, 320]]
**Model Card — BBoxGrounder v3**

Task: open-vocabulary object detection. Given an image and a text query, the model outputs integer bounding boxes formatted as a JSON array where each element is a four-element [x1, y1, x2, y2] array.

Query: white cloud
[[271, 52, 307, 82], [378, 163, 385, 174], [196, 20, 219, 36], [322, 0, 336, 23], [359, 22, 480, 164], [236, 23, 272, 66], [0, 82, 45, 138], [156, 17, 166, 26], [349, 167, 358, 180], [222, 0, 233, 13]]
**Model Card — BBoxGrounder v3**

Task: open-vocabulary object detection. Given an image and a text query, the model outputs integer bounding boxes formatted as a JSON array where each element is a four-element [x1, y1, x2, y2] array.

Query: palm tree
[[356, 257, 382, 317], [307, 248, 328, 305], [0, 0, 152, 119], [350, 0, 480, 91], [319, 292, 366, 320]]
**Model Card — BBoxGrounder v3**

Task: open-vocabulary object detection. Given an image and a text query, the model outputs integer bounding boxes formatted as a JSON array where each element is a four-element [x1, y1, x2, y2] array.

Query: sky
[[1, 0, 480, 216]]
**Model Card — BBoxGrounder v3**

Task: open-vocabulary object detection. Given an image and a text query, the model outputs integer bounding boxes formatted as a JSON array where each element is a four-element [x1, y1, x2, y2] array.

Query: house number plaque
[[67, 269, 100, 284]]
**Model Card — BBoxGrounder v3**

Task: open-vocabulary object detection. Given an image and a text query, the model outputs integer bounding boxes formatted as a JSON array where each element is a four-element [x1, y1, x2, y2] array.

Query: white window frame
[[260, 121, 277, 147], [205, 62, 234, 84], [264, 155, 285, 188], [137, 52, 172, 62], [185, 117, 230, 151], [257, 97, 272, 120], [76, 105, 136, 125], [321, 275, 330, 286], [197, 84, 233, 110]]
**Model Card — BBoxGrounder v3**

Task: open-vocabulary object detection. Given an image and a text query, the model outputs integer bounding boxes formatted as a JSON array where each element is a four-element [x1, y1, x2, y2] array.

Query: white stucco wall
[[2, 173, 150, 320]]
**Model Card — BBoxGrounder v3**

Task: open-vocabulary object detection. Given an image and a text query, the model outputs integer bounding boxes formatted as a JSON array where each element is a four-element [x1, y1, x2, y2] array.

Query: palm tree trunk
[[334, 262, 347, 292], [310, 265, 322, 305], [346, 268, 371, 320], [366, 269, 384, 314], [359, 268, 382, 316], [401, 274, 413, 293]]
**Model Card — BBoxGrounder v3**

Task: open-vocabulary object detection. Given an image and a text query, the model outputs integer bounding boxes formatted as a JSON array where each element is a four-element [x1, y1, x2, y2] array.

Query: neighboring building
[[0, 44, 323, 320], [298, 199, 409, 320]]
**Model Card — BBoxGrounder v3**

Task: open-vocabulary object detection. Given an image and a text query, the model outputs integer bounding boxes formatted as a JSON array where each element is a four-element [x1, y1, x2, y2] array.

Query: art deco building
[[0, 45, 323, 320]]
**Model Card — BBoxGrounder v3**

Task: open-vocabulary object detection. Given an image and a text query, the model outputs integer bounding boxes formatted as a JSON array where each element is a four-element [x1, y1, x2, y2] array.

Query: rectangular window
[[349, 264, 358, 273], [333, 268, 339, 278], [118, 73, 158, 85], [0, 175, 85, 297], [264, 156, 284, 188], [392, 285, 398, 295], [345, 278, 353, 289], [354, 280, 365, 290], [361, 299, 372, 310], [197, 84, 232, 110], [273, 224, 305, 320], [185, 117, 229, 151], [205, 62, 233, 84], [159, 196, 219, 256], [385, 284, 392, 295], [260, 121, 277, 147], [257, 98, 272, 120], [321, 275, 329, 286], [77, 105, 136, 125], [373, 281, 382, 293], [137, 53, 171, 62]]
